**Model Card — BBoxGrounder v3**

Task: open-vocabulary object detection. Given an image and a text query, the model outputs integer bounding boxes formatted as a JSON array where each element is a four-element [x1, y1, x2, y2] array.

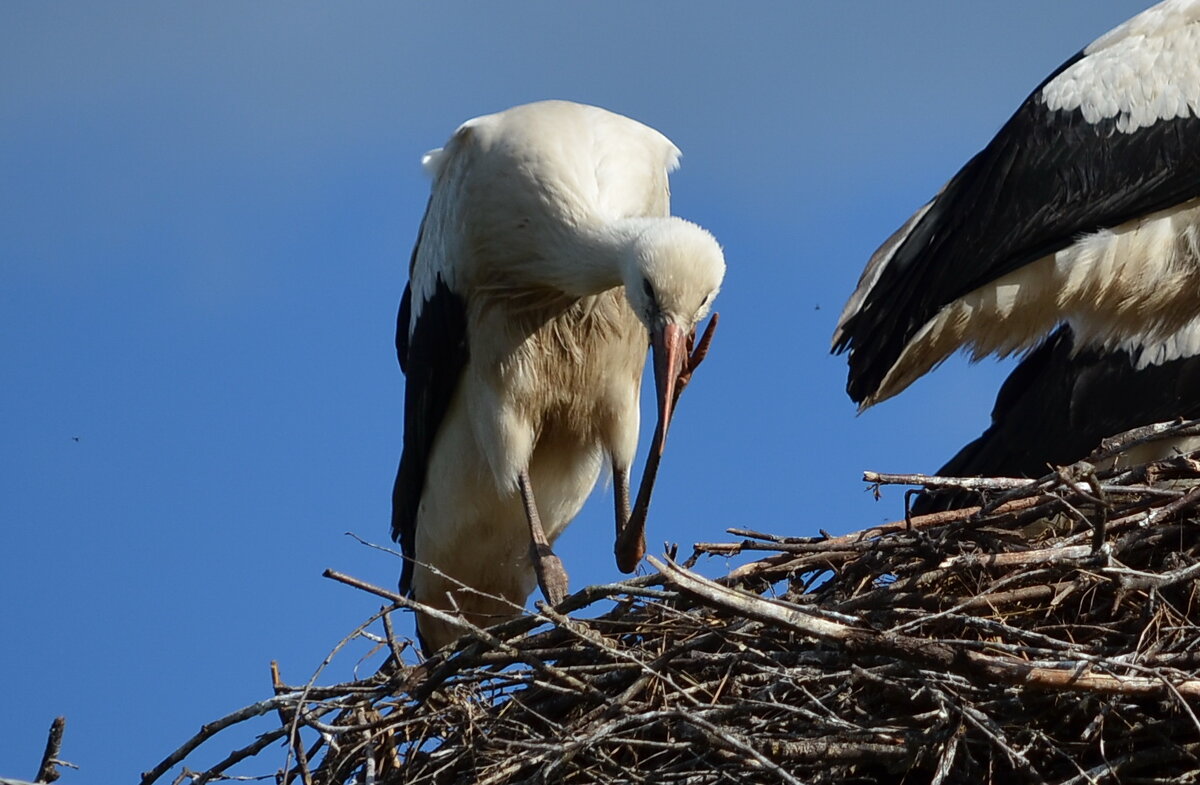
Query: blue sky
[[2, 2, 1150, 780]]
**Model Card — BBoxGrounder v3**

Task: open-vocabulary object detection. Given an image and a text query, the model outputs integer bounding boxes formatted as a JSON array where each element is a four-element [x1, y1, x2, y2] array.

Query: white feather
[[871, 198, 1200, 406], [1041, 0, 1200, 132]]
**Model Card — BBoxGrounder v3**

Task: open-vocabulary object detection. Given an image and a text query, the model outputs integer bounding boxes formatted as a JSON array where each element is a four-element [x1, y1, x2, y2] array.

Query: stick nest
[[145, 422, 1200, 785]]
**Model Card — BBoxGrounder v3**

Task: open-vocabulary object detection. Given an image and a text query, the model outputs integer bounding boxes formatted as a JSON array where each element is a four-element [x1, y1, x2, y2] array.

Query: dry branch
[[34, 717, 66, 784], [0, 717, 72, 785]]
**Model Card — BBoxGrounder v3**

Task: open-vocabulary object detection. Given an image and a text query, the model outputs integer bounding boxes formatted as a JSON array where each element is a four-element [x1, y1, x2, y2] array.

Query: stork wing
[[391, 197, 469, 595], [836, 12, 1200, 404], [912, 323, 1200, 513], [395, 208, 422, 374]]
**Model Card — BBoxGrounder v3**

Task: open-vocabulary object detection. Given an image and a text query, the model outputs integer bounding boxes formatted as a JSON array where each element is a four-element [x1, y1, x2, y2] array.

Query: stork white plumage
[[392, 100, 725, 653], [834, 0, 1200, 409]]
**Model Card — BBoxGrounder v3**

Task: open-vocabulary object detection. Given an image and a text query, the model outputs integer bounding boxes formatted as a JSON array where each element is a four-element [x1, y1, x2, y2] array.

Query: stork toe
[[530, 542, 569, 605]]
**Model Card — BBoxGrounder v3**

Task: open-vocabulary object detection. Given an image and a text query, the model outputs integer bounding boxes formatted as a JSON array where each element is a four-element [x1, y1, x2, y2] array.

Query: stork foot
[[614, 525, 645, 574], [530, 541, 569, 605], [517, 470, 569, 606], [673, 313, 719, 408]]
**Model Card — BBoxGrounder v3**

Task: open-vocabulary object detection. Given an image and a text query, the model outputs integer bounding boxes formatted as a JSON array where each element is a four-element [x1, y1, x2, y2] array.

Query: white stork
[[392, 100, 725, 652], [911, 320, 1200, 514], [834, 0, 1200, 409]]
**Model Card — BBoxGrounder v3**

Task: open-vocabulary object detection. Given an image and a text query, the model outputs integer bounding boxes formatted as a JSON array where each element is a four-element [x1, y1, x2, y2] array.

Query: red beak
[[616, 322, 687, 573], [651, 322, 688, 454]]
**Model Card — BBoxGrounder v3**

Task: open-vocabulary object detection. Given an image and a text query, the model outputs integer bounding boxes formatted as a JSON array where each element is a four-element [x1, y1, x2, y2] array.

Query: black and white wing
[[912, 322, 1200, 514], [834, 0, 1200, 407], [391, 141, 472, 596]]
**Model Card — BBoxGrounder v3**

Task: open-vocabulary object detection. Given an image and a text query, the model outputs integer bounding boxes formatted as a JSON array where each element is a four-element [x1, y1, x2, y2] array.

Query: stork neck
[[549, 217, 669, 298]]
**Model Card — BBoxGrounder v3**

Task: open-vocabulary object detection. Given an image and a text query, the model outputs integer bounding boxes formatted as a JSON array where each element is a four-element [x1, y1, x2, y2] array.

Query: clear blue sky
[[1, 2, 1149, 780]]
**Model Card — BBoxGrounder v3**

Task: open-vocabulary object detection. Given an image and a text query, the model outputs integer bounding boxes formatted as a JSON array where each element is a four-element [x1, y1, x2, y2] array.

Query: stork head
[[616, 217, 725, 571], [621, 217, 725, 412]]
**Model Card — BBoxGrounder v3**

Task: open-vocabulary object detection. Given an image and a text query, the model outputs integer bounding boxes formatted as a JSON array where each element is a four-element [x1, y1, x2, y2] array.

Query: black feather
[[913, 325, 1200, 514], [392, 276, 469, 595]]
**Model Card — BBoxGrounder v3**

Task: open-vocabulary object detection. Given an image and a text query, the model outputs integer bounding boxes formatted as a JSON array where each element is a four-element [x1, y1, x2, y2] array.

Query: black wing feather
[[913, 325, 1200, 513], [840, 49, 1200, 403], [391, 219, 469, 596], [396, 283, 411, 373], [396, 199, 431, 375]]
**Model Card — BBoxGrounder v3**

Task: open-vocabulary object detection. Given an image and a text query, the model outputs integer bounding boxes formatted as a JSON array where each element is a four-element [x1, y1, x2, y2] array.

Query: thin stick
[[34, 717, 66, 784]]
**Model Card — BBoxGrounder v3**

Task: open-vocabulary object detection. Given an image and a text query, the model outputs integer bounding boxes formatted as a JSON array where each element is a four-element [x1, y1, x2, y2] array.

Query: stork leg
[[518, 471, 569, 605], [613, 464, 632, 540]]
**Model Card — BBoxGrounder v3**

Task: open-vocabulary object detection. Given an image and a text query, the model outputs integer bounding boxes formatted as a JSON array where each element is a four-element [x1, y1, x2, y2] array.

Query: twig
[[141, 692, 363, 785], [322, 569, 611, 703], [34, 717, 67, 784]]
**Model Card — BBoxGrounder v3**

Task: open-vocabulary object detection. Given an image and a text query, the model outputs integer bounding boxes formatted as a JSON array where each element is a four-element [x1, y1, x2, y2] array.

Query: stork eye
[[642, 278, 657, 304]]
